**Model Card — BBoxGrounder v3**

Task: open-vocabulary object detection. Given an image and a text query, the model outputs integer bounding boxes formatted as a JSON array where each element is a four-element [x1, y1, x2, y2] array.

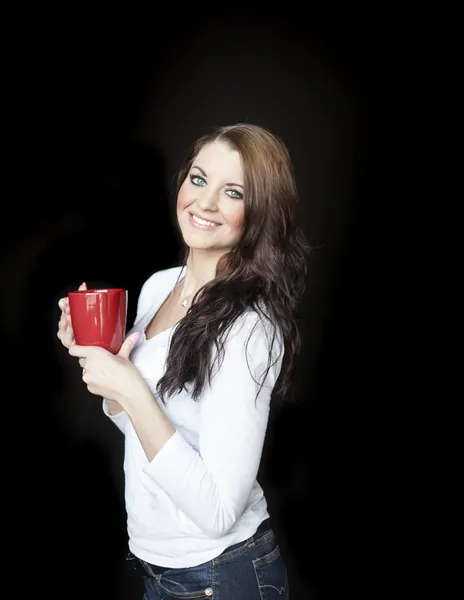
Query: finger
[[58, 311, 67, 329], [63, 325, 75, 347], [79, 358, 86, 368], [68, 345, 92, 358], [78, 282, 87, 291], [57, 326, 75, 349], [57, 314, 67, 338], [60, 313, 72, 335], [58, 296, 69, 312], [117, 331, 140, 359]]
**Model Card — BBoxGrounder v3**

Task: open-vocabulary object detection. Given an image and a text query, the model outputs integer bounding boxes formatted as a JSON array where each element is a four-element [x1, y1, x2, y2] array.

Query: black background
[[3, 6, 393, 599]]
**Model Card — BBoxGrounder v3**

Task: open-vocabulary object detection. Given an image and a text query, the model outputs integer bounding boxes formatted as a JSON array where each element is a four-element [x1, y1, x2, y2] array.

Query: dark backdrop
[[3, 6, 386, 600]]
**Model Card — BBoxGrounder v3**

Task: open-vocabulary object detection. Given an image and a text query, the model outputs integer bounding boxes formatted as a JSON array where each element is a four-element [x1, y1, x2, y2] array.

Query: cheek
[[176, 182, 191, 212], [224, 204, 245, 232]]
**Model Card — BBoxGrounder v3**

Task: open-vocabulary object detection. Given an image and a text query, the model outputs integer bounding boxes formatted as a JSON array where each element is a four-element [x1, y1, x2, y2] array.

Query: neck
[[181, 249, 225, 300]]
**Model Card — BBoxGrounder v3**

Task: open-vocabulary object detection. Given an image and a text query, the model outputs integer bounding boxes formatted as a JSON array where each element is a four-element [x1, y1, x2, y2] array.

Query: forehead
[[194, 140, 243, 181]]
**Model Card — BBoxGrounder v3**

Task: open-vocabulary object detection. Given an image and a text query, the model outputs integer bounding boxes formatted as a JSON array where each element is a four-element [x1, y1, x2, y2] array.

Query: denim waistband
[[140, 517, 272, 576]]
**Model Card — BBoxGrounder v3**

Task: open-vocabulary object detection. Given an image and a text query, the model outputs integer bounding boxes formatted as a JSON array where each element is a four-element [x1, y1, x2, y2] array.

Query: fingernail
[[128, 331, 140, 344]]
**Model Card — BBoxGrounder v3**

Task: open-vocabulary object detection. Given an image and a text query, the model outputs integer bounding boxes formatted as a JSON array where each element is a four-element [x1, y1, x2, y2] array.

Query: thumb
[[118, 331, 140, 359], [78, 281, 87, 291]]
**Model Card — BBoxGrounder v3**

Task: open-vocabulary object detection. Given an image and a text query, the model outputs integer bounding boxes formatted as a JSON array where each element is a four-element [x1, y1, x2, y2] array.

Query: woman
[[57, 123, 309, 599]]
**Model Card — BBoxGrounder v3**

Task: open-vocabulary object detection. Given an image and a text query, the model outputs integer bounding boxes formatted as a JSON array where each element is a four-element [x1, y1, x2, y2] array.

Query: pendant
[[181, 298, 188, 307]]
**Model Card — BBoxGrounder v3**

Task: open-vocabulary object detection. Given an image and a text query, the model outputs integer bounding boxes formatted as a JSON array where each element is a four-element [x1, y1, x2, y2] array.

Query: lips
[[188, 211, 222, 227]]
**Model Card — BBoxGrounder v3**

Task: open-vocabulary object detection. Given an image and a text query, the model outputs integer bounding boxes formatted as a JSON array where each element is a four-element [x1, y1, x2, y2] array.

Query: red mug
[[68, 288, 127, 354]]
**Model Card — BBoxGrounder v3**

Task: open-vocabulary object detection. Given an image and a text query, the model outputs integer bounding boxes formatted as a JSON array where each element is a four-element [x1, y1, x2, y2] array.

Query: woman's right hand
[[57, 281, 87, 349]]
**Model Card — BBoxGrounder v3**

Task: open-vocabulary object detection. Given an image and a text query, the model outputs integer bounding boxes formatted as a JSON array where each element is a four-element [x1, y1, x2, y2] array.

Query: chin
[[182, 236, 231, 254], [185, 240, 227, 253]]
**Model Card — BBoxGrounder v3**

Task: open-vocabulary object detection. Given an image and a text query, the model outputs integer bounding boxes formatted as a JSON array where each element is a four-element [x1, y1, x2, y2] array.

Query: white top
[[102, 266, 283, 568]]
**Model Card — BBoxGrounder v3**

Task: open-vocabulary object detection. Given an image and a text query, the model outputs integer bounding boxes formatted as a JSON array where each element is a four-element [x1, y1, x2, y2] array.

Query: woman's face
[[176, 140, 245, 254]]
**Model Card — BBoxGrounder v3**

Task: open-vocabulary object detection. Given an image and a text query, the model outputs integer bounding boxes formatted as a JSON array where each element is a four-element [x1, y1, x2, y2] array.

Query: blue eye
[[190, 174, 206, 186], [226, 189, 243, 200], [189, 173, 243, 200]]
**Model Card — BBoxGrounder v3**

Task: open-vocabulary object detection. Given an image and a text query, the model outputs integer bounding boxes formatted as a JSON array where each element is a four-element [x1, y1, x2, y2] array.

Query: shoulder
[[226, 307, 283, 362], [140, 265, 184, 296], [230, 305, 278, 339], [210, 307, 284, 388], [136, 265, 184, 317]]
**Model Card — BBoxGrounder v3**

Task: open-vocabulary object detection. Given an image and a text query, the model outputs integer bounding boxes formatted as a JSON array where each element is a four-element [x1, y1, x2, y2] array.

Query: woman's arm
[[128, 312, 283, 538], [101, 269, 171, 428]]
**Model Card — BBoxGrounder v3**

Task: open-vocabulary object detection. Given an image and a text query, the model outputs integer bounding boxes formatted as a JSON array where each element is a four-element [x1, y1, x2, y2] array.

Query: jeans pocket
[[253, 545, 289, 599], [158, 567, 214, 599]]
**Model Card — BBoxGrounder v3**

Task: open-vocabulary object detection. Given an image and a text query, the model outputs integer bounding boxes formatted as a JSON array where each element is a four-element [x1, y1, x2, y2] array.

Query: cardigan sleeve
[[101, 269, 170, 434], [142, 311, 283, 537]]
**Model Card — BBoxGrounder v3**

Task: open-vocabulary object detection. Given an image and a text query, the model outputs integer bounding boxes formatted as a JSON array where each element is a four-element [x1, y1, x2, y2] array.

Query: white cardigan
[[103, 265, 283, 568]]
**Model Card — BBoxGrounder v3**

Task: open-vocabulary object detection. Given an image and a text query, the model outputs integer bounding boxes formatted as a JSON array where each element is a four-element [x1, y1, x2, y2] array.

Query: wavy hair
[[157, 123, 310, 403]]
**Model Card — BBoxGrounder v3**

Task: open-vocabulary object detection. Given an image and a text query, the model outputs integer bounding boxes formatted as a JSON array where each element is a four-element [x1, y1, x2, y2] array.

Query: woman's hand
[[68, 332, 149, 410], [57, 281, 87, 349]]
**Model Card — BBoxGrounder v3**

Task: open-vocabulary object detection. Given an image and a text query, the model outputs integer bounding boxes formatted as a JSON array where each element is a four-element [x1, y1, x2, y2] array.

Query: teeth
[[192, 214, 219, 227]]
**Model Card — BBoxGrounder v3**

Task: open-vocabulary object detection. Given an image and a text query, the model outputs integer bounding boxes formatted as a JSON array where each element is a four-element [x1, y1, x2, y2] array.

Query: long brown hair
[[157, 123, 310, 402]]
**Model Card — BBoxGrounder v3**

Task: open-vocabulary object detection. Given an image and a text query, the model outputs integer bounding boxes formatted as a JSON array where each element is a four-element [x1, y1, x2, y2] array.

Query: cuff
[[102, 399, 128, 430], [142, 430, 191, 487]]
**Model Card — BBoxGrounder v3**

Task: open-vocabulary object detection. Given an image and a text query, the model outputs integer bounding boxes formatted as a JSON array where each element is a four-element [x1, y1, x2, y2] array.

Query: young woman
[[57, 123, 309, 599]]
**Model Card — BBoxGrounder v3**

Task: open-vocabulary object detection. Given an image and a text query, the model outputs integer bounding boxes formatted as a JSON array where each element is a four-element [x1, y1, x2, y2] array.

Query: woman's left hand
[[69, 331, 149, 408]]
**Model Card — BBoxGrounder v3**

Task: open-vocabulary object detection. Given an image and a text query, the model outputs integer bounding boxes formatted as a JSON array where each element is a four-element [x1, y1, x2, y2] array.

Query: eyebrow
[[192, 164, 244, 189]]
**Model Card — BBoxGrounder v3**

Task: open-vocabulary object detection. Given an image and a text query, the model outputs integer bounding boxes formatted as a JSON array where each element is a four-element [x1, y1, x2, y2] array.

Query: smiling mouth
[[189, 212, 222, 227]]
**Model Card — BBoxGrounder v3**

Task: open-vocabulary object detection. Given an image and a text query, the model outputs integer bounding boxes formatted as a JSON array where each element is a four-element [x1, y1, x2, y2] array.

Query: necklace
[[179, 278, 196, 308], [180, 284, 190, 307]]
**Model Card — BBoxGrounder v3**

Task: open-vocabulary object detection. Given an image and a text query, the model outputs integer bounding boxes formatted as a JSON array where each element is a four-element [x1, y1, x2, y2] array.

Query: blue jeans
[[126, 519, 289, 599]]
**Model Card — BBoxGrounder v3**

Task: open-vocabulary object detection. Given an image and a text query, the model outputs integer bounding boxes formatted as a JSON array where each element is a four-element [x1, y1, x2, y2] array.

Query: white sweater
[[103, 266, 283, 568]]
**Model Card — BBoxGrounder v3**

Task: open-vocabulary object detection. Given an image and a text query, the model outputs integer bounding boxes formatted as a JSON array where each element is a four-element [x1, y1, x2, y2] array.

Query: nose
[[196, 187, 219, 212]]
